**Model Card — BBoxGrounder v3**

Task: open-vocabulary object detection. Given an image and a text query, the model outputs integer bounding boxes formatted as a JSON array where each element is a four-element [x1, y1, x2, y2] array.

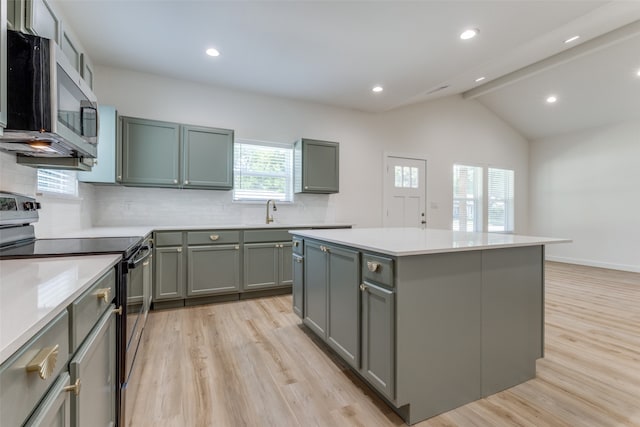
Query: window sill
[[36, 192, 83, 202]]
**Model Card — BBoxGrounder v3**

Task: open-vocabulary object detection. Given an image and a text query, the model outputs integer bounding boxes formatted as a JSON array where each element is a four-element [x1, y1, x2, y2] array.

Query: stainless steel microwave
[[0, 30, 99, 159]]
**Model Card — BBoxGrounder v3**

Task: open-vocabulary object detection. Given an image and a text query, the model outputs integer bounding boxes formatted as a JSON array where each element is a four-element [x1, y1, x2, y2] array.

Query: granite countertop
[[289, 227, 571, 257], [0, 254, 122, 364]]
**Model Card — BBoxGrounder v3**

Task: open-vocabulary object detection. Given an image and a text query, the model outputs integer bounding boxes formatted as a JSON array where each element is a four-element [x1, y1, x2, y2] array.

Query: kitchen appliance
[[0, 191, 148, 426], [0, 30, 99, 170]]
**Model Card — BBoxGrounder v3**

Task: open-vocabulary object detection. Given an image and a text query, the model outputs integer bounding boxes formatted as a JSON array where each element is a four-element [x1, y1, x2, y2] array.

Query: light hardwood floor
[[126, 262, 640, 426]]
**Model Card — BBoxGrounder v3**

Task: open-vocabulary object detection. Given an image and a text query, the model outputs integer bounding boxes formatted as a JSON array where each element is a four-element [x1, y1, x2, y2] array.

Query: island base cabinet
[[303, 242, 328, 336], [24, 373, 72, 427], [361, 281, 395, 401], [69, 308, 116, 427], [292, 254, 304, 318], [187, 245, 240, 296]]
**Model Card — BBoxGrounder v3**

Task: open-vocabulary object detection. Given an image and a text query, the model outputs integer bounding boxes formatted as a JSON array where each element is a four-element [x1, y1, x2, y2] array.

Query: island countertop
[[0, 254, 122, 364], [289, 227, 570, 256]]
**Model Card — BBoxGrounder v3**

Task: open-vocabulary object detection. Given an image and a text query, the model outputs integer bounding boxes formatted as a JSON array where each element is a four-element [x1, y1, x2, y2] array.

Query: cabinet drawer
[[362, 254, 394, 288], [69, 268, 115, 352], [187, 230, 240, 245], [155, 231, 183, 247], [292, 237, 304, 255], [0, 311, 70, 427], [244, 229, 292, 243]]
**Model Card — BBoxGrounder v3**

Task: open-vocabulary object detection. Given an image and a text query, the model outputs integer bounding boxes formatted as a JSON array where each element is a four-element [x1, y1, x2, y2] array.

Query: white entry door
[[384, 156, 427, 227]]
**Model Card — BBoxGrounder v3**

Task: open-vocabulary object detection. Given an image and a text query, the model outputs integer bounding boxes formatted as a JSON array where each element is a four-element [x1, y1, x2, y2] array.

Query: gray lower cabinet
[[294, 138, 339, 193], [69, 308, 116, 427], [303, 240, 359, 368], [182, 125, 234, 189], [121, 117, 181, 187], [361, 281, 395, 400], [24, 372, 72, 427], [187, 244, 240, 296], [292, 254, 304, 318], [154, 245, 184, 300], [243, 242, 292, 291]]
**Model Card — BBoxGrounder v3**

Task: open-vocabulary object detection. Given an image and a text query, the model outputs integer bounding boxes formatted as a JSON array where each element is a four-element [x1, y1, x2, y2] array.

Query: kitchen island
[[289, 227, 569, 425]]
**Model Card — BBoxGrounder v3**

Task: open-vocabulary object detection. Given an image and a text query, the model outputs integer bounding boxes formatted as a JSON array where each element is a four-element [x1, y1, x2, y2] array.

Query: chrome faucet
[[266, 199, 277, 224]]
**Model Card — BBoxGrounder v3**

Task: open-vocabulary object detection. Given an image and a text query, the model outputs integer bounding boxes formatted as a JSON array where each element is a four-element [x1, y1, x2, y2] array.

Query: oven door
[[125, 243, 151, 382]]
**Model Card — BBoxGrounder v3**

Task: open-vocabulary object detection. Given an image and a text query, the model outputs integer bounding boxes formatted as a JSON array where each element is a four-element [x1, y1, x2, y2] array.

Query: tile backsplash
[[92, 185, 336, 227]]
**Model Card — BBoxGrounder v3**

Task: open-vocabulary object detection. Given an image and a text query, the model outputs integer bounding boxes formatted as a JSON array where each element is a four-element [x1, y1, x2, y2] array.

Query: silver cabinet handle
[[367, 261, 380, 272], [210, 234, 220, 241], [294, 257, 303, 263], [293, 241, 299, 247], [359, 283, 367, 292], [176, 247, 182, 253]]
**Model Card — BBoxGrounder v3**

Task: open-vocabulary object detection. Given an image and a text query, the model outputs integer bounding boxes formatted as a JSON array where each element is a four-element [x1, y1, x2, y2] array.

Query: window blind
[[233, 140, 293, 202], [37, 169, 78, 196], [488, 168, 514, 232], [453, 164, 483, 232]]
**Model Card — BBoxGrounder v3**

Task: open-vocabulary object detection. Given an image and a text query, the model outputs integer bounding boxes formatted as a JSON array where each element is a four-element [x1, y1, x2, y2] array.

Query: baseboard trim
[[546, 255, 639, 273]]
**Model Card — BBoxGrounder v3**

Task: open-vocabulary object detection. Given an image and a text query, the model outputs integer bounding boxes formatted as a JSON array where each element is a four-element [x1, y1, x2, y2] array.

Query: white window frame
[[233, 139, 294, 203], [453, 164, 483, 232], [488, 167, 515, 233]]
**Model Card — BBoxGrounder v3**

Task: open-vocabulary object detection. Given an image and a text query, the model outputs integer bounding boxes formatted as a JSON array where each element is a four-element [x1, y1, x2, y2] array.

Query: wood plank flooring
[[126, 262, 640, 426]]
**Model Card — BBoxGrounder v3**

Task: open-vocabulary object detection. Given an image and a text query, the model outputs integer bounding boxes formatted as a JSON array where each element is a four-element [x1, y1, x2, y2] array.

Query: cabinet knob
[[184, 180, 189, 185], [117, 175, 122, 180], [293, 241, 299, 247], [367, 261, 381, 272], [304, 186, 309, 189], [113, 305, 123, 315], [63, 378, 82, 396], [210, 234, 220, 241], [235, 245, 240, 250], [176, 248, 182, 253], [295, 257, 303, 263], [173, 179, 178, 184], [95, 288, 111, 303], [26, 345, 59, 380], [359, 283, 367, 292]]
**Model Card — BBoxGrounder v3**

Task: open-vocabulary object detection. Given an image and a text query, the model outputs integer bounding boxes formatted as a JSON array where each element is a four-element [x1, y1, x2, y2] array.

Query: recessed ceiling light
[[636, 69, 640, 77], [564, 35, 580, 44], [475, 76, 486, 82], [460, 29, 479, 40], [372, 86, 383, 93], [206, 48, 220, 57], [546, 95, 558, 104]]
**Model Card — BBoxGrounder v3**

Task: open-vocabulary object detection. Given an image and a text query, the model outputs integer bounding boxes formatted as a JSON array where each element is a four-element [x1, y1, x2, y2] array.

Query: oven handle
[[128, 245, 151, 269]]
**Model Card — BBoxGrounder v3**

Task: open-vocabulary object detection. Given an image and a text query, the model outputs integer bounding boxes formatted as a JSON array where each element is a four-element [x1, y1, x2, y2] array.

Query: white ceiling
[[57, 1, 640, 139]]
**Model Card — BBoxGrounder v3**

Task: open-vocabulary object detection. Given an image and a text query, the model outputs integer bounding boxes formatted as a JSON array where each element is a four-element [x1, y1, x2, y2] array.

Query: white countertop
[[0, 254, 122, 364], [52, 223, 351, 238], [289, 228, 571, 256]]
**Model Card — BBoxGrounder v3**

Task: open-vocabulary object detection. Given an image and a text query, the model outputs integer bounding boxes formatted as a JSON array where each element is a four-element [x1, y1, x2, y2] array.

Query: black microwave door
[[6, 30, 52, 132]]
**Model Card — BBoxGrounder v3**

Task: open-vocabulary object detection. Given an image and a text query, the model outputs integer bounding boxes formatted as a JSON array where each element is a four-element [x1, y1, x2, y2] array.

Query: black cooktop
[[0, 236, 143, 260]]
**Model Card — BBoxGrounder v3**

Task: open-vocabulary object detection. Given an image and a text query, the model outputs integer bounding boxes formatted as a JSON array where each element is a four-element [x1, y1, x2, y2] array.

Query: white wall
[[91, 66, 530, 231], [529, 119, 640, 272], [0, 151, 95, 237]]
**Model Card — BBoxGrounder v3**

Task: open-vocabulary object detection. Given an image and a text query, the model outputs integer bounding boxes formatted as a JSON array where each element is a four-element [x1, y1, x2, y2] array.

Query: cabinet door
[[243, 242, 278, 291], [361, 281, 395, 401], [292, 254, 304, 318], [182, 125, 233, 189], [23, 0, 60, 42], [61, 27, 80, 72], [1, 0, 6, 131], [278, 242, 293, 286], [154, 246, 184, 300], [303, 241, 327, 337], [326, 245, 359, 369], [187, 244, 240, 296], [121, 117, 180, 187], [69, 309, 116, 427], [295, 139, 339, 193], [24, 372, 71, 427], [78, 106, 117, 183]]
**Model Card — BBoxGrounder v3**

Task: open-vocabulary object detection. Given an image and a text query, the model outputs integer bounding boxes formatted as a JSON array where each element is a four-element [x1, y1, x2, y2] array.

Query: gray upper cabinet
[[80, 53, 94, 90], [1, 0, 6, 133], [77, 106, 118, 184], [294, 138, 339, 193], [11, 0, 61, 42], [119, 116, 234, 190], [60, 27, 81, 73], [121, 116, 181, 187], [182, 125, 234, 189]]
